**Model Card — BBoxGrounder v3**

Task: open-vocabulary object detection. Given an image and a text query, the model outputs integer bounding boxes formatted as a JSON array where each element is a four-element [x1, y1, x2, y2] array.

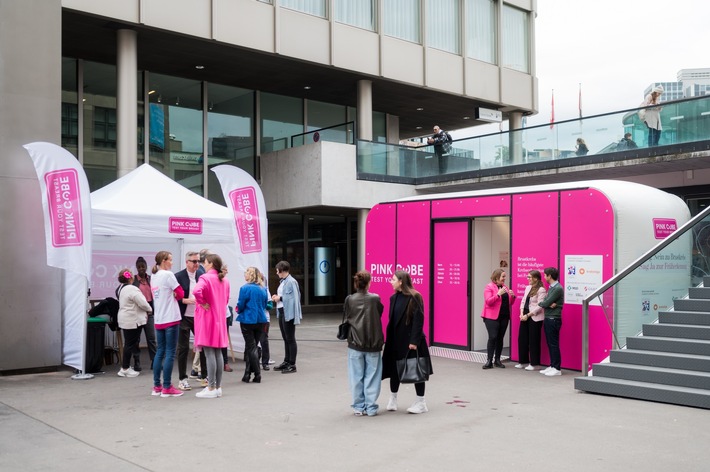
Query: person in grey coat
[[271, 261, 302, 374], [343, 270, 384, 416]]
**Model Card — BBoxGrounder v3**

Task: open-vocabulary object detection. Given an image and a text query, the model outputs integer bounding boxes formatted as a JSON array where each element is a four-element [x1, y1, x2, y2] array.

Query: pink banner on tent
[[560, 189, 615, 370], [44, 169, 84, 247], [169, 217, 203, 235], [229, 187, 262, 254], [510, 191, 559, 364]]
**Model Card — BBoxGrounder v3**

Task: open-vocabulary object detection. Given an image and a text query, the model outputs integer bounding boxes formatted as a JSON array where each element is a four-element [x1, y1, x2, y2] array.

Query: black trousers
[[518, 318, 543, 365], [483, 316, 509, 361], [241, 323, 264, 375], [122, 327, 142, 369], [176, 317, 206, 380], [259, 322, 271, 366], [390, 376, 425, 396], [278, 310, 298, 365]]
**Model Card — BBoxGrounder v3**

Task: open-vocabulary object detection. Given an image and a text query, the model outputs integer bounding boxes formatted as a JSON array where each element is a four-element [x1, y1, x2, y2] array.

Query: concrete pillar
[[117, 29, 138, 177], [357, 80, 373, 142], [509, 111, 524, 165], [357, 208, 369, 271]]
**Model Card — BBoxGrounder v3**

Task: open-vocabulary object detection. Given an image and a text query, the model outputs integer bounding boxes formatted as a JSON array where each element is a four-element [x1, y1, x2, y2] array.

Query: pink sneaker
[[151, 386, 162, 396], [160, 385, 184, 397]]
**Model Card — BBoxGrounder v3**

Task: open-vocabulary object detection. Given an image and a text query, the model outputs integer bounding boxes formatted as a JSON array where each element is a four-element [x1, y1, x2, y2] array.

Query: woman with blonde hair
[[236, 266, 268, 383], [515, 270, 547, 371], [150, 251, 185, 397], [192, 254, 231, 398]]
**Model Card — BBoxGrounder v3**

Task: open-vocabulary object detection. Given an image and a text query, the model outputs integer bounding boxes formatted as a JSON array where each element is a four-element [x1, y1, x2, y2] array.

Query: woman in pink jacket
[[515, 270, 547, 370], [192, 254, 231, 399], [480, 269, 516, 369]]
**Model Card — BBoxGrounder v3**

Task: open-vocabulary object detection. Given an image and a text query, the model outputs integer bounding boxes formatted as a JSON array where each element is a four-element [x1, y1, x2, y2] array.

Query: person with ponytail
[[192, 253, 231, 398], [150, 251, 185, 397], [515, 270, 547, 371], [381, 270, 433, 415], [343, 270, 384, 416]]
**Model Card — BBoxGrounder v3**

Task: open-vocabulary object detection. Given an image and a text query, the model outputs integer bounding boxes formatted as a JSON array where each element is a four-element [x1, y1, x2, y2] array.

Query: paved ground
[[1, 313, 709, 472]]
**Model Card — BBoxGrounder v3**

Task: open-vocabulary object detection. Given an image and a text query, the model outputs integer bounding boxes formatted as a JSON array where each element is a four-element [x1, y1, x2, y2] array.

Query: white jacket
[[642, 93, 663, 130], [520, 284, 547, 322], [117, 284, 152, 329]]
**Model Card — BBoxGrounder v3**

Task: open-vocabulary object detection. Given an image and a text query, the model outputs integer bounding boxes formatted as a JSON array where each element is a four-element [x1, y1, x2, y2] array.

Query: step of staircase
[[591, 363, 710, 390], [574, 376, 710, 409], [626, 336, 710, 356], [689, 287, 710, 299], [673, 299, 710, 312], [609, 349, 710, 372], [658, 310, 710, 326], [643, 323, 710, 340]]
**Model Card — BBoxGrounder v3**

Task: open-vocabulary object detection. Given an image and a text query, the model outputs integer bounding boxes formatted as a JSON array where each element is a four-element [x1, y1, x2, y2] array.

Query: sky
[[458, 0, 710, 135]]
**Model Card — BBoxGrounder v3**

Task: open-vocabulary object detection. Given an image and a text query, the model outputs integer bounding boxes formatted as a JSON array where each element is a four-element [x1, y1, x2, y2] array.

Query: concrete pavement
[[1, 313, 708, 472]]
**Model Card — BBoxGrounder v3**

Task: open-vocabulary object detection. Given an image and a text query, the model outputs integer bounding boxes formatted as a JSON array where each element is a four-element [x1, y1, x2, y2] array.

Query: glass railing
[[291, 122, 356, 147], [358, 95, 710, 181], [580, 204, 710, 375]]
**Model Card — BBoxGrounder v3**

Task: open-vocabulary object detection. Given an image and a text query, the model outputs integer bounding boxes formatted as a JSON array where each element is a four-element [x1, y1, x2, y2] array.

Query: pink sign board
[[44, 169, 84, 247], [169, 217, 203, 235], [510, 192, 560, 365], [432, 222, 469, 347], [652, 218, 677, 239], [366, 204, 397, 335], [432, 195, 511, 218], [229, 187, 262, 254]]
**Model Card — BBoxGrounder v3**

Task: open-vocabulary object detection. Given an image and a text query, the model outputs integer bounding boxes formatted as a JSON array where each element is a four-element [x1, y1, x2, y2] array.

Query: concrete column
[[357, 80, 373, 142], [509, 111, 524, 165], [117, 29, 138, 177], [357, 208, 369, 271]]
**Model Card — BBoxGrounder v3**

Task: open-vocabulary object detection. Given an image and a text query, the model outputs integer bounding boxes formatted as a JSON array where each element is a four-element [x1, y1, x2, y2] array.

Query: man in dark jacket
[[427, 125, 449, 174], [538, 267, 564, 377], [175, 251, 205, 390]]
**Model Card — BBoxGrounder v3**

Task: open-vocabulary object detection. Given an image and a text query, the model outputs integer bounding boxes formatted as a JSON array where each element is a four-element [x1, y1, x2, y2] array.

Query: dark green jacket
[[538, 282, 564, 318]]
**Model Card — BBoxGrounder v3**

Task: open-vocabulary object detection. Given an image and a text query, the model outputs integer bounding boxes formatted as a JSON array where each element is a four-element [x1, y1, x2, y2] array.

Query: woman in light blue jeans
[[343, 271, 384, 416]]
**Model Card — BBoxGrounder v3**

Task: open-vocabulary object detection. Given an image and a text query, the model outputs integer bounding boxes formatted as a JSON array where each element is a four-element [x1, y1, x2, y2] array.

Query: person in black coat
[[381, 270, 432, 414]]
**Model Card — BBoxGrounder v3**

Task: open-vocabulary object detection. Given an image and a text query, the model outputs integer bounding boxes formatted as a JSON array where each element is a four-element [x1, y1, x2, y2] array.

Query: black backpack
[[88, 297, 119, 331], [443, 132, 453, 154]]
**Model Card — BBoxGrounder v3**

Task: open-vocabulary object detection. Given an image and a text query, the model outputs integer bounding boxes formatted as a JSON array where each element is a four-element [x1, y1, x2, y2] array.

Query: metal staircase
[[575, 281, 710, 409]]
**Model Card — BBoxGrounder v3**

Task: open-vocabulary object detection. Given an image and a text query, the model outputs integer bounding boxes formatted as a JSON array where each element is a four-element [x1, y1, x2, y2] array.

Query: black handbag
[[336, 322, 350, 340], [396, 350, 430, 383]]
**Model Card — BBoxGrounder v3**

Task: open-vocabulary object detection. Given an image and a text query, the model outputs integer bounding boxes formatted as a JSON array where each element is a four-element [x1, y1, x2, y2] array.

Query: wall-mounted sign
[[475, 107, 503, 123]]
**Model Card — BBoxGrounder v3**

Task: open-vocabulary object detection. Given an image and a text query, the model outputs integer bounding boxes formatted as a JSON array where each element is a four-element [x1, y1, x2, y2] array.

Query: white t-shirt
[[151, 269, 181, 327], [185, 270, 197, 318]]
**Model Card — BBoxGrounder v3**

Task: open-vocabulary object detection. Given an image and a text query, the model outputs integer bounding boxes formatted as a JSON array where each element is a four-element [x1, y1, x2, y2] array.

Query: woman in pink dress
[[192, 254, 231, 398]]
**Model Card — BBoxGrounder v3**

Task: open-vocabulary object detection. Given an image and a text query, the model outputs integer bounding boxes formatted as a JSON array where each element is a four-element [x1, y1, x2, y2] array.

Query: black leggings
[[390, 377, 425, 396]]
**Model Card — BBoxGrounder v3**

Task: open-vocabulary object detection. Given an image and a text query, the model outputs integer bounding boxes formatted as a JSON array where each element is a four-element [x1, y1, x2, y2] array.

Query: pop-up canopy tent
[[63, 164, 245, 369]]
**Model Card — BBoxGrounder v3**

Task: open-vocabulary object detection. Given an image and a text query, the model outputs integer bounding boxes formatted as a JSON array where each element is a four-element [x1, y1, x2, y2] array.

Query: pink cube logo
[[229, 187, 262, 254], [653, 218, 677, 239], [169, 217, 203, 235], [44, 169, 84, 247]]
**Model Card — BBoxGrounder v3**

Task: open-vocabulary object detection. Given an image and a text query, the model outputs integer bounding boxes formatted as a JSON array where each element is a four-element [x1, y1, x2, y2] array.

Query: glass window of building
[[335, 0, 375, 31], [280, 0, 326, 18], [206, 84, 255, 205], [261, 92, 304, 151], [61, 58, 79, 157], [147, 73, 203, 195], [83, 61, 117, 190], [466, 0, 496, 63], [383, 0, 421, 43], [267, 213, 305, 299], [501, 4, 529, 73], [373, 111, 387, 142], [426, 0, 460, 54], [308, 215, 348, 305], [306, 100, 349, 144]]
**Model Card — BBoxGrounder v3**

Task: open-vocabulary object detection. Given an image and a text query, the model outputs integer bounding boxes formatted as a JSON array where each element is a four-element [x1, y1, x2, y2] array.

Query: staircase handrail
[[581, 203, 710, 376]]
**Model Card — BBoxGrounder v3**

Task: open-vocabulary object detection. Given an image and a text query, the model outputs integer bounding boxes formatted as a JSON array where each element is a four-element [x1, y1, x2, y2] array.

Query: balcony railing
[[357, 95, 710, 182], [291, 121, 356, 148]]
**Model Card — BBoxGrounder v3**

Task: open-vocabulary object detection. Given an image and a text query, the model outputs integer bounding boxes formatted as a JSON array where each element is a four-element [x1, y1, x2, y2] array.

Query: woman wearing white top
[[116, 268, 152, 378], [642, 85, 664, 147]]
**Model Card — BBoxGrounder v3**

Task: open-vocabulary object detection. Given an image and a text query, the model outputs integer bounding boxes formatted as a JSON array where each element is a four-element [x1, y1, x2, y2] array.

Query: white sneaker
[[216, 388, 222, 398], [544, 367, 562, 376], [196, 387, 219, 398], [178, 379, 191, 391], [268, 359, 275, 365], [525, 365, 536, 371], [540, 366, 552, 374], [514, 364, 524, 369], [386, 395, 398, 411], [118, 367, 139, 378], [407, 400, 428, 414]]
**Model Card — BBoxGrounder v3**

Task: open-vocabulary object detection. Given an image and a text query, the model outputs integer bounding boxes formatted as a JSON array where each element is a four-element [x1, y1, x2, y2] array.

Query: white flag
[[211, 165, 269, 278], [24, 142, 92, 371]]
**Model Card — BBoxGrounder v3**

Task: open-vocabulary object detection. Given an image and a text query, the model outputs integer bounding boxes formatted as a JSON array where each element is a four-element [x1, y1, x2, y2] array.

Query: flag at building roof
[[550, 89, 555, 129]]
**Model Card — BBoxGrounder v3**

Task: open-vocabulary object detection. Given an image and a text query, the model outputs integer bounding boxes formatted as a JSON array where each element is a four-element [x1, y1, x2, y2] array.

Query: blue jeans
[[153, 324, 179, 389], [348, 348, 383, 416], [544, 317, 562, 370]]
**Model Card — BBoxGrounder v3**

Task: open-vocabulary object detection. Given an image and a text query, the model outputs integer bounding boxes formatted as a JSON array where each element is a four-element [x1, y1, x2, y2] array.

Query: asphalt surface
[[1, 313, 708, 472]]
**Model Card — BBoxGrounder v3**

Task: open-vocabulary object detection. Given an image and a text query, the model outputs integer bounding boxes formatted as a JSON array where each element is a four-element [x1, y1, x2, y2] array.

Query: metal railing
[[580, 203, 710, 375], [291, 121, 355, 148]]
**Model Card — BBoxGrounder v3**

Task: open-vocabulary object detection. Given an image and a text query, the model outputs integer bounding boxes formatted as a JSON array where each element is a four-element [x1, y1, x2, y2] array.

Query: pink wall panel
[[395, 201, 432, 338], [559, 189, 615, 371], [432, 195, 511, 219], [510, 192, 560, 365], [365, 204, 397, 335]]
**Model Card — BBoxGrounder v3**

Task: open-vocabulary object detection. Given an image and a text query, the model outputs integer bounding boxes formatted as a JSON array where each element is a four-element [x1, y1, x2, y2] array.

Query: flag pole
[[71, 276, 94, 380]]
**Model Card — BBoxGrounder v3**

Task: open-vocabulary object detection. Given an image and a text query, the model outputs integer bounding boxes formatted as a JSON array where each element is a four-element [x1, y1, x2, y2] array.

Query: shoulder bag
[[396, 350, 431, 383]]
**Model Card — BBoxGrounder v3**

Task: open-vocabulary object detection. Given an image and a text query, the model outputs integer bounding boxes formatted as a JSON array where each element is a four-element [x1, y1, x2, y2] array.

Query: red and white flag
[[578, 83, 583, 119], [24, 142, 93, 371], [550, 90, 555, 129], [211, 165, 269, 278]]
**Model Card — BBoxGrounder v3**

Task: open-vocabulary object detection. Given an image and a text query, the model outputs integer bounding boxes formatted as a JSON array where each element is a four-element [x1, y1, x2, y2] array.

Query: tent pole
[[72, 276, 94, 380]]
